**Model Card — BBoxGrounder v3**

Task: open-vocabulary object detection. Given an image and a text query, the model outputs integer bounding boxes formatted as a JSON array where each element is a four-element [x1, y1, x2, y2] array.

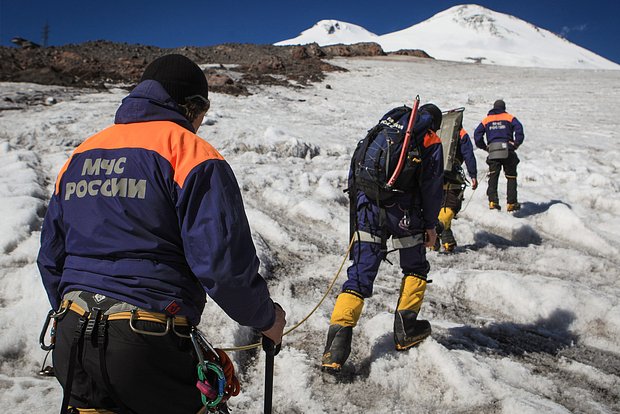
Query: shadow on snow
[[512, 199, 569, 219], [436, 308, 577, 357], [466, 224, 542, 250]]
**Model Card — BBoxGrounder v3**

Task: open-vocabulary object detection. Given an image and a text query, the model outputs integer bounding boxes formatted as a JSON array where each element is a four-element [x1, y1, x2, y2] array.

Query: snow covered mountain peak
[[276, 4, 619, 70], [392, 4, 620, 69], [275, 19, 378, 47], [316, 20, 349, 35], [445, 4, 515, 36], [423, 3, 547, 41]]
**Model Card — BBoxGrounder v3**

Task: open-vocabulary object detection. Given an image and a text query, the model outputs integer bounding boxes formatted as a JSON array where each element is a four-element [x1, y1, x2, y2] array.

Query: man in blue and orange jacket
[[321, 103, 444, 373], [436, 124, 478, 252], [474, 99, 525, 211], [37, 54, 286, 414]]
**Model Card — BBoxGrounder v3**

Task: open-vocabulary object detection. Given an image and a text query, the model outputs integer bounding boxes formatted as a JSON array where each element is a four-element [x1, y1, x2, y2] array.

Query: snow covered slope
[[275, 19, 379, 47], [1, 58, 619, 413], [276, 4, 620, 70]]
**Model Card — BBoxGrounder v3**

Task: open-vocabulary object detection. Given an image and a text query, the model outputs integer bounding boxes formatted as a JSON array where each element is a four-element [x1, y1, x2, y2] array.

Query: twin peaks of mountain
[[275, 4, 619, 70]]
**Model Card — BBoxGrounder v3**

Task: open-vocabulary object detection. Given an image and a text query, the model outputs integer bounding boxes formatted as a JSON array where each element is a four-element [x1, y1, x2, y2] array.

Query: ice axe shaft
[[386, 95, 420, 188], [262, 336, 280, 414]]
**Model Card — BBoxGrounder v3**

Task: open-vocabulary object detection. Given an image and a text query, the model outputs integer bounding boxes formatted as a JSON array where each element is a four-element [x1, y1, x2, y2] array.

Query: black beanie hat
[[419, 103, 442, 132], [140, 54, 208, 104], [493, 99, 506, 111]]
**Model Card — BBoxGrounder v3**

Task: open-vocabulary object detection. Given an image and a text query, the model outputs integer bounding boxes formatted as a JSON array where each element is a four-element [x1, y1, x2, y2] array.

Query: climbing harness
[[39, 293, 234, 414], [49, 299, 140, 414]]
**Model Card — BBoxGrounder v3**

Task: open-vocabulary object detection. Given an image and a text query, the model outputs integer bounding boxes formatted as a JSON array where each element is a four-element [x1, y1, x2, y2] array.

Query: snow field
[[1, 56, 619, 413]]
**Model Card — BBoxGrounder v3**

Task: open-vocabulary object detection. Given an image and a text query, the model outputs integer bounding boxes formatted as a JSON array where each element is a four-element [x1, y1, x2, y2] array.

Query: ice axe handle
[[262, 336, 281, 356], [262, 336, 280, 414]]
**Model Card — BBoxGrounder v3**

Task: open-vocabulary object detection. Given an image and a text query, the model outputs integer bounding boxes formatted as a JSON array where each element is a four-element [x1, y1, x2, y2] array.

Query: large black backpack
[[349, 105, 423, 203]]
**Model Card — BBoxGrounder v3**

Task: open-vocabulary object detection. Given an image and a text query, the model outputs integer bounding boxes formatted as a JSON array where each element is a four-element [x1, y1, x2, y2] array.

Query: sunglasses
[[186, 95, 211, 112]]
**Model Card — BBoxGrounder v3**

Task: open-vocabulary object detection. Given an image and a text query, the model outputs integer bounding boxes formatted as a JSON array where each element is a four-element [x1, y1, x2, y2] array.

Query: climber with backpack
[[433, 109, 478, 252], [321, 98, 444, 373]]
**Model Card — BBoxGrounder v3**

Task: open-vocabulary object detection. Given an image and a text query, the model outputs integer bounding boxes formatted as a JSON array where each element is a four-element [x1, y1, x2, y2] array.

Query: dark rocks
[[207, 72, 234, 87], [206, 70, 248, 96], [388, 49, 433, 59], [322, 42, 386, 57], [0, 40, 432, 95], [249, 55, 285, 72], [290, 46, 309, 60]]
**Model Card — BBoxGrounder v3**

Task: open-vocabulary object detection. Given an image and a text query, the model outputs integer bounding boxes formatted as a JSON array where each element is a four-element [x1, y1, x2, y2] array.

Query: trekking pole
[[262, 336, 280, 414], [386, 95, 420, 189]]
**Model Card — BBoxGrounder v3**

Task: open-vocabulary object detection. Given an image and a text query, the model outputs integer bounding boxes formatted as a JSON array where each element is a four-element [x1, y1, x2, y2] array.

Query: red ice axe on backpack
[[386, 95, 420, 189]]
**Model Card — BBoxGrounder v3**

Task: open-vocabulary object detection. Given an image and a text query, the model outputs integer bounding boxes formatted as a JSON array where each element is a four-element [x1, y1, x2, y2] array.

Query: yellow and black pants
[[487, 151, 520, 204]]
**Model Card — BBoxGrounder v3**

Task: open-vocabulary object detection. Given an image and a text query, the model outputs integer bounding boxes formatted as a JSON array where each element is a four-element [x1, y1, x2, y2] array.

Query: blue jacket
[[456, 128, 477, 180], [37, 80, 275, 329], [474, 109, 525, 151]]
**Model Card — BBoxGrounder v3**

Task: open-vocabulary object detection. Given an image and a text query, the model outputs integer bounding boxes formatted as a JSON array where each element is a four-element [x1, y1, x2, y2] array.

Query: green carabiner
[[197, 361, 226, 408]]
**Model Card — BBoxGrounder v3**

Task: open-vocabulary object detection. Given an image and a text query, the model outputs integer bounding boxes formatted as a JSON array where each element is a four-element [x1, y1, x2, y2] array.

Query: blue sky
[[1, 0, 618, 64]]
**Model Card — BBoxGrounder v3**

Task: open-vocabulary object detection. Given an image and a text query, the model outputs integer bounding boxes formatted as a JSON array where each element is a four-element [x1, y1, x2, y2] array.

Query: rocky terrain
[[0, 40, 431, 98]]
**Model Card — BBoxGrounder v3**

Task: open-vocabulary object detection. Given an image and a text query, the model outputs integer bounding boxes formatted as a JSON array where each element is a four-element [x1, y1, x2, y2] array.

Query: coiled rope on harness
[[220, 235, 356, 352]]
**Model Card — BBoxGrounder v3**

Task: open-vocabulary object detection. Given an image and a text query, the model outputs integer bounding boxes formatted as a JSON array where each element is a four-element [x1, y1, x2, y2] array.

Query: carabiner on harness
[[190, 328, 226, 409], [38, 305, 70, 377], [128, 308, 171, 336], [39, 305, 69, 351]]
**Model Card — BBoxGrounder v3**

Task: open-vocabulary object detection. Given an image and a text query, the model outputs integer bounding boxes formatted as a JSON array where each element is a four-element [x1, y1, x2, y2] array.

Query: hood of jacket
[[487, 108, 506, 116], [114, 80, 195, 132]]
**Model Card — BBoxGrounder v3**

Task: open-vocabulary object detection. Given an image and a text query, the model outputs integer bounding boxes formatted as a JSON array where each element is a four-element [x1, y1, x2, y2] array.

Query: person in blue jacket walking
[[321, 104, 444, 373], [435, 125, 478, 252], [37, 54, 286, 414], [474, 99, 525, 211]]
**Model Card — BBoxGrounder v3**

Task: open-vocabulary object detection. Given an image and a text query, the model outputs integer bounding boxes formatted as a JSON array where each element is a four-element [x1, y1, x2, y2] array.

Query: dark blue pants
[[344, 194, 429, 298]]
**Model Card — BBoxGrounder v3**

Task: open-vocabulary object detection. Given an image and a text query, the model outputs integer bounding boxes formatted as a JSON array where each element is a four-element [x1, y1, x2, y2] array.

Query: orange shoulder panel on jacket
[[482, 113, 514, 125], [55, 121, 224, 194], [423, 130, 442, 148], [460, 128, 468, 138]]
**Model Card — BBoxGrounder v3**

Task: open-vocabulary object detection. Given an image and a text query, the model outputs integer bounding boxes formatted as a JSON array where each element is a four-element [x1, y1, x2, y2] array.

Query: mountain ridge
[[276, 4, 619, 70]]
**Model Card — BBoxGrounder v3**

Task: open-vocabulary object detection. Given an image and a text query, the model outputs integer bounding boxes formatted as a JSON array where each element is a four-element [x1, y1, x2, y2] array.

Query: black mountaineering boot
[[441, 228, 456, 252], [507, 202, 521, 212], [321, 324, 353, 373], [394, 275, 431, 350], [394, 310, 432, 351]]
